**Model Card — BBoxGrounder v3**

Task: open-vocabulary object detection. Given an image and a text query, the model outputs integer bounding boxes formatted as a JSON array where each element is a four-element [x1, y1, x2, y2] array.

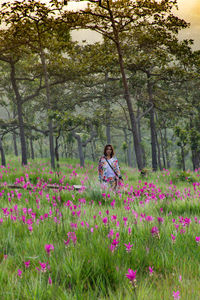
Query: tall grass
[[0, 159, 200, 299]]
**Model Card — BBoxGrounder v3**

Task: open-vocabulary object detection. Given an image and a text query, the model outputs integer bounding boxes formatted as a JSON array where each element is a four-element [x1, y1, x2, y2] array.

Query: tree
[[54, 0, 189, 170], [174, 126, 189, 171], [1, 0, 72, 168]]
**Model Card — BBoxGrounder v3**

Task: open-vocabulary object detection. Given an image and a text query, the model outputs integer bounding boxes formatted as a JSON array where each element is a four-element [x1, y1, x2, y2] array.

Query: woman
[[98, 144, 122, 190]]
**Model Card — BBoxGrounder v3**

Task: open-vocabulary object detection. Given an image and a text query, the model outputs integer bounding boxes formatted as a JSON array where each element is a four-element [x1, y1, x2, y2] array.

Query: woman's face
[[106, 146, 112, 156]]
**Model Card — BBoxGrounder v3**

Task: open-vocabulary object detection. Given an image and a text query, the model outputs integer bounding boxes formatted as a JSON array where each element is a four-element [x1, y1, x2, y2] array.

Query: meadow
[[0, 158, 200, 300]]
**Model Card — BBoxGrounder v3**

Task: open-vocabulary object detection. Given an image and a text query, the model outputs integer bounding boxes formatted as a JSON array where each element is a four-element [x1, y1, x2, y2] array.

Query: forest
[[0, 0, 199, 172]]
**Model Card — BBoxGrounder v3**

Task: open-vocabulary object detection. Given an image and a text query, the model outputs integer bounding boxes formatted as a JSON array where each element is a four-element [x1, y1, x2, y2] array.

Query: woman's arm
[[113, 157, 121, 177]]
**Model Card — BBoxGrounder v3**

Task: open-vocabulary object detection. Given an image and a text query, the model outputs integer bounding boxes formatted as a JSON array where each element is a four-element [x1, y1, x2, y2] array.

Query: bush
[[174, 171, 198, 183]]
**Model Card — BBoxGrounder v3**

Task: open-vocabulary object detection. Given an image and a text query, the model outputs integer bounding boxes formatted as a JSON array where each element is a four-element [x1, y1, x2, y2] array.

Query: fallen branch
[[1, 184, 85, 191]]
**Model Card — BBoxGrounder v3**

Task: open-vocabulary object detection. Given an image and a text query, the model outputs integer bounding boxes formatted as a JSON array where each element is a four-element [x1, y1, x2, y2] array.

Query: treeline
[[0, 0, 200, 171]]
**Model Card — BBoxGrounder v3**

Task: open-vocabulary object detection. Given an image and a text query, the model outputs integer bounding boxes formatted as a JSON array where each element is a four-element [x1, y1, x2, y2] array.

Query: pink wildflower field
[[0, 159, 200, 299]]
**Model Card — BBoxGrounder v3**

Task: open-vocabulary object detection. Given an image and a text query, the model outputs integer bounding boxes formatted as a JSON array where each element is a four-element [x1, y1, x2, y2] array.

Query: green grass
[[0, 158, 200, 299]]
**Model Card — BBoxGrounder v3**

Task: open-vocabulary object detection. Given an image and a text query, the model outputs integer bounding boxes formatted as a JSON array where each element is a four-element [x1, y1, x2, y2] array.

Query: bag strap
[[104, 156, 119, 178]]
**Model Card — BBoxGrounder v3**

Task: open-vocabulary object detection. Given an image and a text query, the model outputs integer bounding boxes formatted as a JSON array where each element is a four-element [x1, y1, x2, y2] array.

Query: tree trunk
[[164, 128, 170, 169], [92, 139, 97, 161], [63, 137, 67, 158], [106, 122, 111, 145], [13, 132, 18, 156], [159, 129, 166, 169], [26, 139, 30, 159], [147, 73, 157, 171], [117, 50, 143, 169], [55, 139, 59, 162], [128, 136, 133, 167], [68, 141, 74, 158], [12, 108, 18, 156], [0, 136, 6, 166], [123, 128, 132, 167], [72, 132, 84, 167], [30, 137, 34, 160], [38, 138, 43, 158], [91, 141, 95, 162], [105, 73, 111, 144], [181, 146, 186, 171], [150, 107, 157, 171], [10, 61, 27, 165], [123, 128, 128, 165], [55, 129, 61, 168], [111, 24, 143, 169], [77, 136, 85, 167], [40, 47, 55, 169], [192, 150, 200, 170], [137, 110, 146, 167], [155, 130, 162, 170], [132, 141, 137, 168]]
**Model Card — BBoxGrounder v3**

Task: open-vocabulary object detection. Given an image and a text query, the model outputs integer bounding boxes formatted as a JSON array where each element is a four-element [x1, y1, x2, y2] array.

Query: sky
[[175, 0, 200, 49], [0, 0, 199, 48], [67, 0, 200, 50]]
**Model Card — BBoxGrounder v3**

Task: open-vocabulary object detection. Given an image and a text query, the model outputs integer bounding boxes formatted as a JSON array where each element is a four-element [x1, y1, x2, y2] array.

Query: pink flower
[[157, 217, 164, 224], [110, 238, 120, 252], [115, 232, 120, 238], [70, 223, 77, 230], [125, 269, 137, 283], [85, 222, 89, 228], [28, 225, 33, 232], [145, 215, 154, 222], [173, 290, 180, 299], [64, 239, 70, 246], [171, 234, 176, 243], [48, 276, 52, 285], [124, 242, 133, 252], [149, 266, 153, 276], [110, 200, 115, 208], [39, 262, 47, 272], [64, 232, 77, 246], [24, 260, 30, 268], [111, 215, 117, 222], [183, 217, 191, 226], [195, 236, 200, 244], [17, 269, 22, 277], [112, 239, 120, 246], [151, 226, 159, 238], [110, 244, 116, 252], [45, 244, 54, 256], [108, 229, 114, 238], [102, 217, 108, 225]]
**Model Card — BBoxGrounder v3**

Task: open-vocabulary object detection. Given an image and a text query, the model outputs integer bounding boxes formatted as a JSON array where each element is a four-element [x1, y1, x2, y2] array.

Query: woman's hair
[[104, 144, 115, 157]]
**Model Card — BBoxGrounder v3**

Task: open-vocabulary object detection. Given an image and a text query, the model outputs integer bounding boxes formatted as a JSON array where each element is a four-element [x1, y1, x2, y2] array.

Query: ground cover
[[0, 158, 200, 299]]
